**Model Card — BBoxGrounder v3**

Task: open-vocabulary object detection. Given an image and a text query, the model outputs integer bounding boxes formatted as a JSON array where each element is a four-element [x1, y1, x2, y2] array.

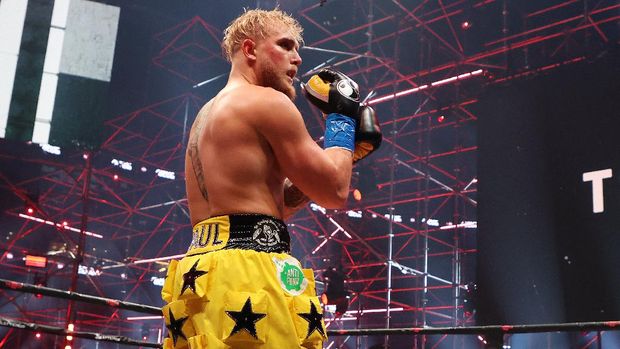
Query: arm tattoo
[[188, 102, 214, 201], [283, 178, 310, 209]]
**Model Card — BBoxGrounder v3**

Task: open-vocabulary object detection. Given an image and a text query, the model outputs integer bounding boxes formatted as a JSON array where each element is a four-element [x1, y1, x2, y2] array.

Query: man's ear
[[241, 38, 257, 62]]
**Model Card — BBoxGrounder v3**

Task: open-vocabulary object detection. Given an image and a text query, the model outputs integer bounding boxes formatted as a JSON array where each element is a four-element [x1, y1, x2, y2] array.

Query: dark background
[[477, 48, 620, 325]]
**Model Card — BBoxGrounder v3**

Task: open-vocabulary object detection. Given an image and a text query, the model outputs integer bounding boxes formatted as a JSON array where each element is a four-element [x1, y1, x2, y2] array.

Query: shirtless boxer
[[161, 8, 381, 349]]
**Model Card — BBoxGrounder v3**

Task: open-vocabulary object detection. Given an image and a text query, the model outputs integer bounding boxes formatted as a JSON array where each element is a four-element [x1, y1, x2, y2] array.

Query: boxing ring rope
[[325, 321, 620, 336], [0, 278, 161, 315], [0, 317, 161, 348], [2, 278, 619, 347], [0, 278, 163, 347]]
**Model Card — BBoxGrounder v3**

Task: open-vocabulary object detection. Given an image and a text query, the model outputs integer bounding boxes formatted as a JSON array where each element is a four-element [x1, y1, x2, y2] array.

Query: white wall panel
[[0, 0, 29, 138], [59, 0, 120, 82]]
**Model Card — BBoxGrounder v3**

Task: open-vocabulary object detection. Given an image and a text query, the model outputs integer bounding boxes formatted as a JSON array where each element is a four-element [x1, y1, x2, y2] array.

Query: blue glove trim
[[323, 113, 356, 152]]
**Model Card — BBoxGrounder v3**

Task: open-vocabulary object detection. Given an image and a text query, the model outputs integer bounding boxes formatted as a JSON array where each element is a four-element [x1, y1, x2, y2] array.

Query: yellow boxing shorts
[[161, 214, 327, 349]]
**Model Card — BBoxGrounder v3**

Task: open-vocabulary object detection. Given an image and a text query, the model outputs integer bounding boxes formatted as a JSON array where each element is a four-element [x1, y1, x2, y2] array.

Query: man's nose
[[292, 51, 302, 66]]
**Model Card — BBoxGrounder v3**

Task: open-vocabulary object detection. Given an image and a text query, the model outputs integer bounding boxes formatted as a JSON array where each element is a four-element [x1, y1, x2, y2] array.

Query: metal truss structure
[[0, 1, 617, 348]]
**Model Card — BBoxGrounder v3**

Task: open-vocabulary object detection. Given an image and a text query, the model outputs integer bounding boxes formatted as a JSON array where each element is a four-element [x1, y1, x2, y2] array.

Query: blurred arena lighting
[[111, 158, 132, 171], [40, 143, 61, 155], [352, 188, 362, 201], [155, 168, 175, 180], [18, 213, 103, 238], [368, 69, 484, 105], [127, 315, 163, 321]]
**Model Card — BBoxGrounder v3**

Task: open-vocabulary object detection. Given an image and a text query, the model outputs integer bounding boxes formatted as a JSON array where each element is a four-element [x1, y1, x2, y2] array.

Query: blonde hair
[[222, 8, 303, 62]]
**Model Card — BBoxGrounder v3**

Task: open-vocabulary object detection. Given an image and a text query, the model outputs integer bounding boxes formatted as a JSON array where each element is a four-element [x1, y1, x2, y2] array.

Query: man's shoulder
[[235, 85, 293, 106], [222, 85, 297, 118]]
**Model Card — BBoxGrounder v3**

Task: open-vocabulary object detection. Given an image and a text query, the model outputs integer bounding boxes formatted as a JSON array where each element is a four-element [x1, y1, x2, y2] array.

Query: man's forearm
[[283, 178, 310, 219]]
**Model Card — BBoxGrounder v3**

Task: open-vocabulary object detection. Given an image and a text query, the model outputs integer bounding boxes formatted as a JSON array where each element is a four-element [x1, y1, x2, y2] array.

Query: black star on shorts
[[165, 308, 188, 346], [180, 259, 208, 295], [225, 297, 267, 339], [298, 301, 326, 338]]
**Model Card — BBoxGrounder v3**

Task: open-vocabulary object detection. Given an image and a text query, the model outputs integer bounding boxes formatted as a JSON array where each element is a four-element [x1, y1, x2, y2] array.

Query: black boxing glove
[[302, 69, 360, 117], [353, 106, 382, 162]]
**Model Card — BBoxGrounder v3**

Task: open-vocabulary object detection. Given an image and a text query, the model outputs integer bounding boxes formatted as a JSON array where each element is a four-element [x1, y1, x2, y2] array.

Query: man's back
[[185, 84, 285, 225]]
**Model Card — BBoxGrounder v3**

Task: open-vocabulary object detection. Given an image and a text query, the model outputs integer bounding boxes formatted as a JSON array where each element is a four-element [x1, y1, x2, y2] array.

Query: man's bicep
[[255, 93, 352, 209], [262, 106, 325, 173]]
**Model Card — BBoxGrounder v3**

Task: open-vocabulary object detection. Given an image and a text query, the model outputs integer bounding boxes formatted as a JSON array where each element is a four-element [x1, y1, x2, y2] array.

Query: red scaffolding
[[0, 1, 617, 348]]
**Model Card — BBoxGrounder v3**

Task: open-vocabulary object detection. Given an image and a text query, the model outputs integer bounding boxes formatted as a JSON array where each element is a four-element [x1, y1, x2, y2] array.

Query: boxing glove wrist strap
[[323, 113, 356, 152]]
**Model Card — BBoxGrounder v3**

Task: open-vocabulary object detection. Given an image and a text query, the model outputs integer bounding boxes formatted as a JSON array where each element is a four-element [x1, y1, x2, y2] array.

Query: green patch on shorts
[[273, 257, 308, 296]]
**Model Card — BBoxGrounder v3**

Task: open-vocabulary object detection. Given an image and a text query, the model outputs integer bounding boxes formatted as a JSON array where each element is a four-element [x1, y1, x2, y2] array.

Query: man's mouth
[[286, 70, 297, 81]]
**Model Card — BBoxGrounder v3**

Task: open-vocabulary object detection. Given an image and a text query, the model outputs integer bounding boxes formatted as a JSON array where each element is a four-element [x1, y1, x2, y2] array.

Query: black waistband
[[187, 214, 290, 255]]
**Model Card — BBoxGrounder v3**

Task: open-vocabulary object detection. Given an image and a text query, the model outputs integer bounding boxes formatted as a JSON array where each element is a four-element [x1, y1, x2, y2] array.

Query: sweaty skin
[[185, 27, 353, 226]]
